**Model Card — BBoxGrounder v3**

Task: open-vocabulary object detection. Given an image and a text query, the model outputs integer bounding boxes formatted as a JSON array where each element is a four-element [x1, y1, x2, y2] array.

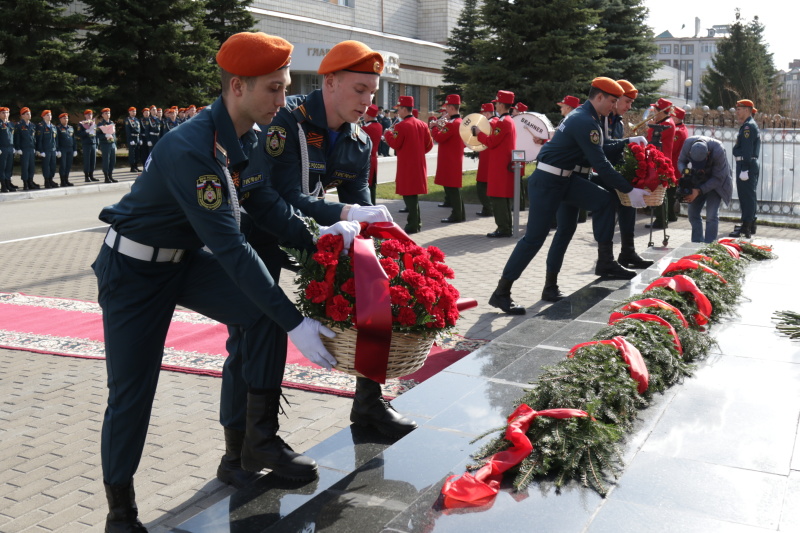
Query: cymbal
[[460, 113, 491, 149]]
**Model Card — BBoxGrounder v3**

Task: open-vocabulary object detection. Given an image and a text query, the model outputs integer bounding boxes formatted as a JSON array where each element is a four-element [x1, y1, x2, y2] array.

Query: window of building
[[405, 84, 420, 107], [320, 0, 354, 6], [388, 83, 399, 109], [428, 87, 439, 110], [681, 44, 694, 55], [674, 60, 680, 68], [674, 44, 679, 54], [661, 59, 671, 67], [300, 74, 321, 95], [660, 44, 672, 54]]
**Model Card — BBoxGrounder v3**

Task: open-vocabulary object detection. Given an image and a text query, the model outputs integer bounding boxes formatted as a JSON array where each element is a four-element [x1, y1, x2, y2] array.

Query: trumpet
[[431, 116, 448, 129]]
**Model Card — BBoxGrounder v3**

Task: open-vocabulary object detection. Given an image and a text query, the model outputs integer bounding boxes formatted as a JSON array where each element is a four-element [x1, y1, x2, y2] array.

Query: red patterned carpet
[[0, 292, 485, 397]]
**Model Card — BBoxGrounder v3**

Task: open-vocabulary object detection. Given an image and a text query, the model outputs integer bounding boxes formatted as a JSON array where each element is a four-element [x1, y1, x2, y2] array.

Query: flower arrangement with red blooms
[[293, 224, 461, 335], [616, 143, 677, 192]]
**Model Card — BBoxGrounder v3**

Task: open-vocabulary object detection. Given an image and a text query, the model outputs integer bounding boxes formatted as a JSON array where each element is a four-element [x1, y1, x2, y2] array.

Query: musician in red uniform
[[384, 95, 433, 234], [362, 104, 383, 205], [646, 98, 676, 229], [473, 90, 517, 237], [475, 102, 496, 217], [431, 94, 465, 223]]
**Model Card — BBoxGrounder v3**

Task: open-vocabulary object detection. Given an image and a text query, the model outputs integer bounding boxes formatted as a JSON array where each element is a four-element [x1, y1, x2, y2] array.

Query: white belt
[[537, 162, 572, 177], [735, 156, 757, 161], [573, 165, 591, 174], [105, 227, 185, 263]]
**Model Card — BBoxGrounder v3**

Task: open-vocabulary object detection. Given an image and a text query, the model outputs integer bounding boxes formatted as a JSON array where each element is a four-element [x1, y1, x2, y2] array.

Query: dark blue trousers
[[735, 161, 759, 223]]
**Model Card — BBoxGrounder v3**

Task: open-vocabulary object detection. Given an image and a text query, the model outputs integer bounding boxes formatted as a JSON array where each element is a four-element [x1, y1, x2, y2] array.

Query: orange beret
[[617, 79, 638, 99], [128, 107, 136, 112], [41, 110, 51, 117], [737, 99, 757, 113], [318, 40, 383, 75], [0, 107, 9, 112], [179, 108, 186, 112], [20, 107, 30, 115], [101, 108, 110, 113], [216, 32, 293, 76], [84, 109, 93, 115], [59, 113, 69, 119], [591, 77, 624, 97]]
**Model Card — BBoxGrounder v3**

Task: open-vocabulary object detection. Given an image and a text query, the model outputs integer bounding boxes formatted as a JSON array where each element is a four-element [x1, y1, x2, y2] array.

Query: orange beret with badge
[[737, 99, 757, 113], [617, 79, 638, 99], [128, 107, 136, 112], [591, 77, 624, 97], [0, 107, 9, 112], [101, 108, 111, 113], [41, 110, 51, 117], [20, 107, 31, 115], [59, 113, 69, 119], [84, 109, 93, 115], [216, 32, 293, 76], [318, 40, 383, 75]]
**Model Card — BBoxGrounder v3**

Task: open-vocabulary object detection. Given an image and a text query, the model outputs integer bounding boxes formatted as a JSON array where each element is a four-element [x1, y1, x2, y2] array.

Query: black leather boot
[[0, 180, 8, 193], [29, 180, 40, 189], [617, 233, 653, 269], [90, 172, 99, 182], [7, 180, 17, 191], [104, 480, 148, 532], [595, 242, 637, 279], [541, 271, 565, 302], [217, 427, 262, 488], [61, 176, 73, 186], [489, 277, 526, 315], [750, 218, 757, 235], [350, 377, 417, 438], [729, 219, 745, 238], [240, 390, 318, 480], [741, 219, 752, 239], [109, 171, 118, 183]]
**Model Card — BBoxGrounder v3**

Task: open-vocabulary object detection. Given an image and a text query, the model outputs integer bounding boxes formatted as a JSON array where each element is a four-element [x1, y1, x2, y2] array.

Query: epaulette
[[291, 104, 308, 124], [353, 124, 368, 144]]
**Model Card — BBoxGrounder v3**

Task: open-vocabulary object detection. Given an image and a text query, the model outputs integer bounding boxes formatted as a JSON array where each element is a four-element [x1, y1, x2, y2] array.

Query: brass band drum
[[512, 112, 555, 161], [459, 113, 491, 152]]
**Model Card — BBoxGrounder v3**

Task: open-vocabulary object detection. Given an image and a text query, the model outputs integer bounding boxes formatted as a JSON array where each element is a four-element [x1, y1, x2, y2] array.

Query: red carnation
[[397, 307, 418, 326], [427, 246, 445, 263], [401, 270, 426, 288], [390, 286, 412, 306], [380, 257, 400, 278], [326, 294, 354, 322], [380, 239, 403, 259], [305, 280, 331, 303], [316, 233, 342, 253], [341, 277, 356, 296], [312, 250, 339, 268]]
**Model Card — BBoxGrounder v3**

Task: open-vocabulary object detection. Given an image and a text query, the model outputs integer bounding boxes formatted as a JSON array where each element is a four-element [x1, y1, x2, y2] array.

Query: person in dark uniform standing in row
[[473, 90, 516, 238], [142, 106, 161, 157], [488, 78, 650, 315], [56, 112, 76, 187], [93, 32, 368, 530], [362, 104, 383, 205], [14, 107, 40, 190], [729, 98, 761, 238], [36, 110, 59, 188], [124, 107, 143, 173], [384, 95, 433, 234], [98, 108, 119, 183], [161, 107, 179, 138], [76, 109, 100, 182], [431, 93, 465, 223], [0, 107, 17, 192], [475, 102, 496, 217]]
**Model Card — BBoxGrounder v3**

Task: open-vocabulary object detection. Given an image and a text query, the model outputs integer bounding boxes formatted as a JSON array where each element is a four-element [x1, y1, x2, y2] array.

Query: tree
[[595, 0, 661, 104], [82, 0, 219, 119], [205, 0, 256, 47], [700, 10, 777, 112], [439, 0, 488, 112], [0, 0, 103, 115]]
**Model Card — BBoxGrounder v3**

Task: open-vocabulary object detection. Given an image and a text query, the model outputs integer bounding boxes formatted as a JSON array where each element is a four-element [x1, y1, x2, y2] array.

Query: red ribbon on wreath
[[567, 336, 649, 394], [662, 258, 727, 284], [611, 297, 689, 329], [644, 275, 712, 326], [680, 254, 720, 266], [608, 312, 683, 355], [440, 404, 590, 508]]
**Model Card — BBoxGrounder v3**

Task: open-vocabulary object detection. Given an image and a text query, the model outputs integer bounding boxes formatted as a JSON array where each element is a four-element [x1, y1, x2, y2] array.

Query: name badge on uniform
[[332, 170, 357, 181], [197, 175, 223, 210], [309, 161, 325, 172], [240, 173, 263, 191]]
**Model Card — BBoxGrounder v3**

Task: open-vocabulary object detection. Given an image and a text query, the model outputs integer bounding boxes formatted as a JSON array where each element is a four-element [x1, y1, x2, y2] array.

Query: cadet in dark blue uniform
[[730, 99, 761, 238], [0, 107, 18, 192], [261, 39, 417, 440], [76, 109, 100, 182], [36, 110, 59, 188], [142, 106, 161, 156], [56, 113, 76, 187], [93, 33, 364, 531], [160, 107, 179, 139], [98, 108, 119, 183], [489, 78, 650, 315], [14, 107, 40, 190], [124, 107, 142, 173]]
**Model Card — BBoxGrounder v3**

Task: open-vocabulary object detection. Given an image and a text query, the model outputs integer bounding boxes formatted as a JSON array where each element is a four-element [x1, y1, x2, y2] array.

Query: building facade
[[778, 60, 800, 117]]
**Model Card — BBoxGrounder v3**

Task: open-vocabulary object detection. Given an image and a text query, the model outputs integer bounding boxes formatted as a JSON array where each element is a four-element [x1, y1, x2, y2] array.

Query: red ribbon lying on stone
[[568, 336, 649, 394], [608, 312, 683, 355], [441, 404, 590, 508], [644, 275, 712, 326]]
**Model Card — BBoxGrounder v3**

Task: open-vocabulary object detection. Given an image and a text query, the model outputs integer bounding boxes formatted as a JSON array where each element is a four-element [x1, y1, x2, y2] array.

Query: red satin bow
[[568, 336, 649, 394], [662, 258, 727, 284], [680, 254, 719, 266], [608, 312, 683, 355], [613, 297, 689, 329], [644, 275, 712, 326], [441, 404, 590, 508]]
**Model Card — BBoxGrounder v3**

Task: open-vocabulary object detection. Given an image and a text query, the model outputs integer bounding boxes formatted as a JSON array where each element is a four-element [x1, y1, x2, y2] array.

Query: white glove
[[138, 140, 143, 145], [147, 141, 152, 147], [629, 136, 647, 146], [15, 150, 21, 155], [56, 151, 61, 158], [347, 204, 393, 223], [73, 151, 77, 157], [0, 149, 2, 155], [626, 187, 650, 209], [318, 220, 361, 252], [287, 318, 337, 370], [129, 141, 136, 146], [739, 170, 749, 181]]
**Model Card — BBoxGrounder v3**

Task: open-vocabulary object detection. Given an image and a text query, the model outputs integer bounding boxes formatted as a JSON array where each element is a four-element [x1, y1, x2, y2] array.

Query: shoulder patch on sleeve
[[265, 126, 287, 157], [589, 130, 600, 145], [197, 175, 223, 210]]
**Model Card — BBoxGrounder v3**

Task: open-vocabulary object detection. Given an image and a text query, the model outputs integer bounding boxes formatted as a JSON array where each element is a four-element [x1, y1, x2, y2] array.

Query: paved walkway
[[1, 170, 798, 531]]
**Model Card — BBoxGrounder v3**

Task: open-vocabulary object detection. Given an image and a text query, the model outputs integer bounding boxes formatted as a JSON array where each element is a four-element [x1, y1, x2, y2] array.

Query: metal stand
[[647, 202, 670, 248], [513, 161, 522, 236]]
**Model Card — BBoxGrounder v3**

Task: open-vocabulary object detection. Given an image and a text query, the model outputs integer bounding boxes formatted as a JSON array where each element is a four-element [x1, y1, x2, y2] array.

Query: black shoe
[[104, 481, 148, 532], [541, 285, 565, 302], [130, 167, 137, 173], [398, 208, 408, 213], [437, 203, 451, 208], [728, 228, 742, 238], [441, 217, 465, 223], [617, 250, 654, 269], [29, 181, 40, 189], [7, 181, 17, 191], [488, 290, 526, 315], [595, 260, 637, 280], [476, 211, 493, 217], [403, 226, 419, 234], [487, 230, 512, 238], [350, 377, 417, 438], [217, 428, 262, 489], [90, 173, 100, 182]]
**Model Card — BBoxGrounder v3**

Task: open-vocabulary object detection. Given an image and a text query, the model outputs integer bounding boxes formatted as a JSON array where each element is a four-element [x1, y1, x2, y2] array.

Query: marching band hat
[[689, 140, 709, 171], [58, 112, 69, 119], [492, 90, 515, 105], [651, 98, 673, 111], [672, 106, 686, 120], [617, 80, 638, 99], [591, 77, 624, 97], [216, 32, 293, 76], [365, 104, 379, 117], [736, 99, 757, 113], [41, 110, 51, 117], [84, 109, 93, 115], [0, 107, 9, 112], [397, 95, 414, 108], [20, 107, 30, 115], [557, 95, 580, 109], [481, 103, 495, 113], [318, 40, 383, 75], [128, 107, 136, 112], [444, 94, 461, 105], [101, 108, 110, 113], [515, 102, 528, 112]]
